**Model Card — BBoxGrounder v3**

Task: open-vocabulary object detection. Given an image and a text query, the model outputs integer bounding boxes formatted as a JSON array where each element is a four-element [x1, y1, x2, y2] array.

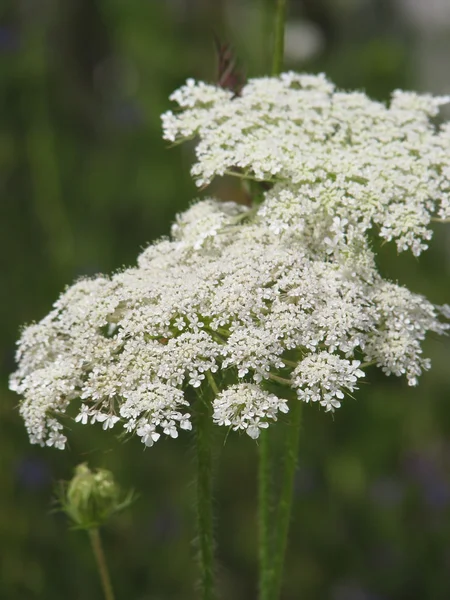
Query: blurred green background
[[1, 1, 450, 599]]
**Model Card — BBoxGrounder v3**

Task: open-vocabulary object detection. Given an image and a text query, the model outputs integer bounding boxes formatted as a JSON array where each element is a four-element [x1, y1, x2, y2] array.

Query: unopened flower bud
[[60, 463, 134, 529]]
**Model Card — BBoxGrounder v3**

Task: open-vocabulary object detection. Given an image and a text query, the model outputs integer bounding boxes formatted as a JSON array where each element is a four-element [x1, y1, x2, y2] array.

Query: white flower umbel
[[292, 353, 365, 412], [212, 384, 289, 439], [163, 73, 450, 256], [9, 198, 449, 449]]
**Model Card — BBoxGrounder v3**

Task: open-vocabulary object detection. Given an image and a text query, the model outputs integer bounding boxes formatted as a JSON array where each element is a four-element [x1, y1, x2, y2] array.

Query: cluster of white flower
[[212, 384, 289, 439], [291, 353, 365, 412], [163, 73, 450, 256], [10, 73, 450, 449]]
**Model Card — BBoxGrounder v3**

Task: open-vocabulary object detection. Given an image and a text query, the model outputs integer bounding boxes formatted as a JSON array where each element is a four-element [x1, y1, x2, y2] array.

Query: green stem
[[281, 358, 298, 368], [206, 370, 220, 395], [270, 400, 302, 599], [224, 169, 275, 184], [258, 429, 273, 600], [431, 217, 450, 223], [258, 3, 290, 599], [194, 394, 217, 600], [271, 0, 287, 76], [361, 360, 377, 368], [268, 373, 292, 386], [88, 528, 116, 600]]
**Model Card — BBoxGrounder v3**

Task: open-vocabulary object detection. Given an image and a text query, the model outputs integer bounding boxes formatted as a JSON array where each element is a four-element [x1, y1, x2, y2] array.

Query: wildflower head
[[9, 73, 450, 451]]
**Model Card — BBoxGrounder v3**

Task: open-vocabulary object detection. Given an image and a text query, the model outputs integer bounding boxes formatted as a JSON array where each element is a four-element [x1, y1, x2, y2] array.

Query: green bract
[[60, 463, 134, 530]]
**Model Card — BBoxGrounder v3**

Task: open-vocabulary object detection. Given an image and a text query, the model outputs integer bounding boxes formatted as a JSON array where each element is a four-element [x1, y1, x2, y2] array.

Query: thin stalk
[[271, 0, 287, 76], [224, 169, 275, 184], [281, 358, 298, 368], [194, 394, 217, 600], [258, 429, 273, 600], [258, 2, 290, 599], [206, 370, 220, 395], [361, 360, 377, 368], [270, 400, 302, 599], [88, 528, 116, 600], [431, 217, 450, 223], [268, 373, 291, 386]]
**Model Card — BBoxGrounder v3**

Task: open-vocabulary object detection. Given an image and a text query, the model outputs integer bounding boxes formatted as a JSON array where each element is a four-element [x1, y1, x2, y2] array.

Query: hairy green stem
[[258, 429, 273, 600], [258, 2, 291, 599], [270, 400, 302, 599], [194, 394, 217, 600], [271, 0, 286, 76], [88, 528, 116, 600]]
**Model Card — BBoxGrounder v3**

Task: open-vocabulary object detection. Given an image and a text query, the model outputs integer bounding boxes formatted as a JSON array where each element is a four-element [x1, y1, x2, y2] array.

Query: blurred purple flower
[[15, 456, 51, 490], [151, 507, 181, 542], [402, 450, 437, 484], [370, 543, 402, 572], [112, 101, 144, 130], [294, 465, 317, 496], [331, 581, 386, 600], [403, 449, 450, 510], [370, 477, 404, 507], [0, 26, 20, 52], [423, 479, 450, 509]]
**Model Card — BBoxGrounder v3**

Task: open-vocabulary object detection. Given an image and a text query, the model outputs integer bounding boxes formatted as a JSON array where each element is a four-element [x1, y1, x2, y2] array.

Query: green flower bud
[[60, 463, 134, 530]]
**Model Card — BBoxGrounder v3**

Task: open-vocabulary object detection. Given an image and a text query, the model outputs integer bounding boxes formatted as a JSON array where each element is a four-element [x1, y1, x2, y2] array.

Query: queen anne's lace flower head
[[163, 72, 450, 256], [10, 73, 450, 450]]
